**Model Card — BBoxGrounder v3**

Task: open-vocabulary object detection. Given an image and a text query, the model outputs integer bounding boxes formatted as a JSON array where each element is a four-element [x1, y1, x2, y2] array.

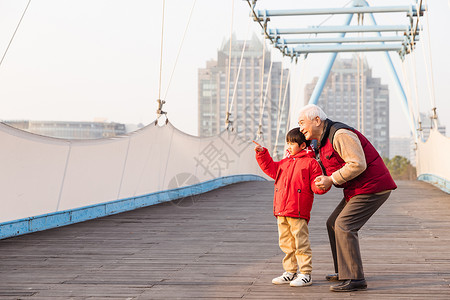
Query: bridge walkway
[[0, 180, 449, 299]]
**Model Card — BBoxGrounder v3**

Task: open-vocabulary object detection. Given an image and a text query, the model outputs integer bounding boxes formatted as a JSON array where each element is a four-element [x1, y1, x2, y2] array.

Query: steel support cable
[[401, 60, 415, 123], [257, 59, 274, 140], [273, 60, 285, 156], [225, 0, 235, 128], [284, 64, 301, 150], [360, 14, 365, 134], [419, 27, 434, 114], [357, 52, 361, 131], [163, 0, 197, 101], [356, 14, 361, 132], [361, 52, 365, 134], [422, 0, 438, 126], [405, 54, 420, 132], [412, 0, 423, 45], [255, 37, 267, 140], [364, 10, 416, 137], [228, 17, 252, 128], [284, 60, 307, 148], [0, 0, 32, 68], [410, 51, 423, 137], [273, 67, 291, 157], [158, 0, 166, 101], [275, 61, 285, 138], [156, 0, 167, 122], [259, 37, 267, 111], [419, 27, 437, 131], [401, 60, 418, 141], [288, 57, 309, 137], [209, 76, 214, 135]]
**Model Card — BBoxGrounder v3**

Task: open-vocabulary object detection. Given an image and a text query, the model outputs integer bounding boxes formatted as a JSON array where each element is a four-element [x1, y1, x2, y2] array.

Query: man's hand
[[315, 175, 333, 190], [253, 140, 264, 152]]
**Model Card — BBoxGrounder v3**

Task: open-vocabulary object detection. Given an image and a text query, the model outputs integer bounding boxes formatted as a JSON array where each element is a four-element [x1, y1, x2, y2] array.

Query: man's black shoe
[[330, 279, 367, 292], [325, 273, 340, 281]]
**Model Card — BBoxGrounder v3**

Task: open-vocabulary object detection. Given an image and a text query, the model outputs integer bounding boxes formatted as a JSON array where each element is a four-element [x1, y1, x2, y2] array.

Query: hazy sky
[[0, 0, 448, 137]]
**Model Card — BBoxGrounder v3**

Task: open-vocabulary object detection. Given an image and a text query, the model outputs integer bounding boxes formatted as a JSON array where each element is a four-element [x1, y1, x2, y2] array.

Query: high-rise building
[[198, 34, 290, 157], [304, 55, 390, 157], [390, 136, 412, 160]]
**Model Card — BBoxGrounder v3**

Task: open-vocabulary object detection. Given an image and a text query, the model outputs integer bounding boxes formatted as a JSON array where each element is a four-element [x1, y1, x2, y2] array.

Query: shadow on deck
[[0, 181, 449, 299]]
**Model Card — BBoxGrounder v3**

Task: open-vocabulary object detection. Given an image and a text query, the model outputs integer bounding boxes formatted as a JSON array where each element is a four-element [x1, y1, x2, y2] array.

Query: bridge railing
[[416, 128, 450, 193], [0, 122, 266, 239]]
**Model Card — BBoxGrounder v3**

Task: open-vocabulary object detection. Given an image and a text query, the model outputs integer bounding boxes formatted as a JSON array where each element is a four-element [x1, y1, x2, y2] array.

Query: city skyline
[[0, 0, 448, 138], [3, 120, 130, 139]]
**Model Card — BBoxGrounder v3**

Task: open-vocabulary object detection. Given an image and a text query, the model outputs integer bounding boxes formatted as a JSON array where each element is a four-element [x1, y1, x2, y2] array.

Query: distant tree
[[383, 156, 416, 180]]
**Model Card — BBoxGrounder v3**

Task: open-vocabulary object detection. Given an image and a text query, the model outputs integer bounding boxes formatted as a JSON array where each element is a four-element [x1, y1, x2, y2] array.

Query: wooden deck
[[0, 180, 449, 299]]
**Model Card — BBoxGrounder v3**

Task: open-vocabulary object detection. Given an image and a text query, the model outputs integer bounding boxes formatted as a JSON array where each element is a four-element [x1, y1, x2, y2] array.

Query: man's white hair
[[298, 104, 327, 121]]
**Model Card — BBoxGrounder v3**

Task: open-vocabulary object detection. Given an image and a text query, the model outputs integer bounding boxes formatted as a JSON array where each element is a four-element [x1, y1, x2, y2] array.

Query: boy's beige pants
[[277, 216, 312, 275]]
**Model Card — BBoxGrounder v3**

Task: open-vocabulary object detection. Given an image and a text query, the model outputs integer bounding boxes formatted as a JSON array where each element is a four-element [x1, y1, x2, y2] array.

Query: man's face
[[298, 113, 322, 140]]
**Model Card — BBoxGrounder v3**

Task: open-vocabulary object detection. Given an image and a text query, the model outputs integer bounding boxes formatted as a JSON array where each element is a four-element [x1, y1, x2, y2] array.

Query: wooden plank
[[0, 181, 449, 298]]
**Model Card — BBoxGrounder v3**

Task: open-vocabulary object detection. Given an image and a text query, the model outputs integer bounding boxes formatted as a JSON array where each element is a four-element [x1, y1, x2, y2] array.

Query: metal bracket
[[155, 99, 168, 126], [256, 124, 263, 140], [431, 107, 438, 119], [156, 99, 167, 116], [225, 112, 234, 131]]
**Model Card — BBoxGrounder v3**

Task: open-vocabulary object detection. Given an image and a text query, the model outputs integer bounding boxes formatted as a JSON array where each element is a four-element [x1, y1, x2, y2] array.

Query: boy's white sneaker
[[290, 273, 312, 287], [272, 272, 297, 284]]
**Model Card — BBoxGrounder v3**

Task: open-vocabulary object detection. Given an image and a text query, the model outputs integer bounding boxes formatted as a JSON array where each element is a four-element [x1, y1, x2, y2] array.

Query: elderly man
[[298, 104, 397, 292]]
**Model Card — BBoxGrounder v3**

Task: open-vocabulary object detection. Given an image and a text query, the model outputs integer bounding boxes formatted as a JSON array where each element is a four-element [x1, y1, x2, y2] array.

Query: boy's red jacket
[[255, 146, 327, 222]]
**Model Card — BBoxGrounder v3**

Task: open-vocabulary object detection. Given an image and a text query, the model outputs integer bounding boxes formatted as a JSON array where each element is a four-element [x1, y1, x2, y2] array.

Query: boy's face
[[286, 141, 306, 156]]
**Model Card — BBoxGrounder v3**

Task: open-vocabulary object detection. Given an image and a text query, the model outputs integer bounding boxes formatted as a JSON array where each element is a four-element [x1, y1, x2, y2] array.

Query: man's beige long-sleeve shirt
[[329, 130, 367, 185]]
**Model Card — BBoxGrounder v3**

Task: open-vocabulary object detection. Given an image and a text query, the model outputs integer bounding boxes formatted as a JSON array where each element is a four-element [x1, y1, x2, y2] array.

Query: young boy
[[254, 128, 328, 287]]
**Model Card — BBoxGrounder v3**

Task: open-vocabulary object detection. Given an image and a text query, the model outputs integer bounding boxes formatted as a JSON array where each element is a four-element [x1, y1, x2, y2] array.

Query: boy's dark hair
[[286, 127, 311, 147]]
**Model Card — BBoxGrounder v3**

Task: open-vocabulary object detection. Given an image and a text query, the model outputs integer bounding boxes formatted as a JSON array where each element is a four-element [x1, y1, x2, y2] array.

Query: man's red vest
[[318, 120, 397, 200]]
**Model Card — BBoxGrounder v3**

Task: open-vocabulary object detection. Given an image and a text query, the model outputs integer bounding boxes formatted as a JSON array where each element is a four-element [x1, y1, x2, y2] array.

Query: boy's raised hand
[[252, 140, 264, 152]]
